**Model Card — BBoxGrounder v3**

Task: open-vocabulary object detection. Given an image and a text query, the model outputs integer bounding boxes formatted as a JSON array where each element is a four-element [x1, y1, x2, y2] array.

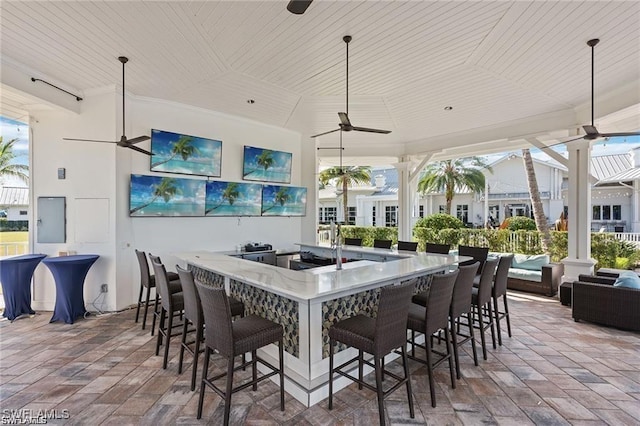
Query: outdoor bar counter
[[176, 245, 467, 406]]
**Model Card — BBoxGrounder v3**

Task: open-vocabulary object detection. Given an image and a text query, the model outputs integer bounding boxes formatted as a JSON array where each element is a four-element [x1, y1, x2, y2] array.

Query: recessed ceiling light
[[444, 106, 453, 111], [247, 99, 255, 104]]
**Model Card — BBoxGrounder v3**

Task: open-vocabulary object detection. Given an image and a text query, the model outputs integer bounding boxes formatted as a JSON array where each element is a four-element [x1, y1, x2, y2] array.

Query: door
[[37, 197, 66, 243]]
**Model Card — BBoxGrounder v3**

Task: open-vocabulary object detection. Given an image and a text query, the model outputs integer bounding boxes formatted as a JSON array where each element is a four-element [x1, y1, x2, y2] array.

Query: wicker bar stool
[[397, 241, 418, 251], [492, 254, 514, 346], [407, 270, 458, 407], [195, 282, 284, 425], [328, 280, 415, 426], [425, 243, 451, 254], [471, 258, 499, 360], [459, 245, 489, 277], [373, 239, 393, 249], [150, 255, 184, 369], [134, 249, 180, 332], [176, 266, 246, 391], [449, 262, 480, 380], [343, 237, 363, 246]]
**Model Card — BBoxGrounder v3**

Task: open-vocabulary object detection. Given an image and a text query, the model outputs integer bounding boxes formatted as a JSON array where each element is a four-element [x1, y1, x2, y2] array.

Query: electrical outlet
[[100, 284, 108, 293]]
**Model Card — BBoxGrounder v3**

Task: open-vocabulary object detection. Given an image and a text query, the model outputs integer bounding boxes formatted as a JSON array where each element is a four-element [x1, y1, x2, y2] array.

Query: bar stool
[[471, 258, 499, 360], [459, 245, 489, 275], [343, 237, 363, 246], [449, 262, 480, 379], [406, 270, 458, 407], [195, 282, 284, 425], [176, 266, 246, 391], [373, 239, 393, 249], [492, 254, 514, 346], [150, 255, 184, 369], [134, 249, 180, 332], [397, 241, 418, 251], [328, 281, 415, 426], [425, 243, 451, 254]]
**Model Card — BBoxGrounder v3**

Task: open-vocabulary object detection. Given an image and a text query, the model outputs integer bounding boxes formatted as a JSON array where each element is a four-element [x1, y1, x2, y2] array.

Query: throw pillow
[[613, 273, 640, 289]]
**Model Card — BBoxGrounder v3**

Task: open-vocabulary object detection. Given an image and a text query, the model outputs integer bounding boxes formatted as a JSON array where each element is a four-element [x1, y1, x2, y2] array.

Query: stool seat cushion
[[233, 315, 283, 355], [328, 314, 375, 354]]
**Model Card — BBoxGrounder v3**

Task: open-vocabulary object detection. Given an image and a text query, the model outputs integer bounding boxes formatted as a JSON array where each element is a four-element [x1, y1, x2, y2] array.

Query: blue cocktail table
[[43, 254, 99, 324], [0, 254, 47, 321]]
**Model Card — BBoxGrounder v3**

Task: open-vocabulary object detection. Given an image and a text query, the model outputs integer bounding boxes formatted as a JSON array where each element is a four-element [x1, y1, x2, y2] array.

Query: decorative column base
[[561, 257, 596, 284]]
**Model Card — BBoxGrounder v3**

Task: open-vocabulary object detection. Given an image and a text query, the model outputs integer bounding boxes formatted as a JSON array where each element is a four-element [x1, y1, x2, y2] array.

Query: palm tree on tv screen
[[152, 136, 200, 168], [274, 187, 290, 206], [130, 177, 181, 214], [222, 182, 240, 206], [256, 150, 274, 171]]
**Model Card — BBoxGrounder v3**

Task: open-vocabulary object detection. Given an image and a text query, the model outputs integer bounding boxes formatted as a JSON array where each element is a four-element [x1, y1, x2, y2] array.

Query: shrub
[[505, 216, 537, 231], [414, 214, 463, 230], [339, 226, 397, 247]]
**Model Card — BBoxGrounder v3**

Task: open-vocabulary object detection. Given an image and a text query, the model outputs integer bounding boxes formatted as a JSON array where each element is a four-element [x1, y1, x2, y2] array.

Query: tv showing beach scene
[[242, 146, 292, 183], [150, 129, 222, 177], [261, 185, 307, 216], [129, 174, 205, 217], [205, 181, 262, 216]]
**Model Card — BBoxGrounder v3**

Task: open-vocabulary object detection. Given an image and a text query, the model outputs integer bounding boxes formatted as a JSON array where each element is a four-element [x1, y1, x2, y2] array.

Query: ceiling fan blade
[[351, 126, 392, 134], [128, 145, 152, 156], [310, 128, 340, 138], [540, 135, 586, 149], [126, 135, 151, 145], [63, 137, 116, 143], [600, 131, 640, 138], [287, 0, 313, 14], [338, 112, 351, 126]]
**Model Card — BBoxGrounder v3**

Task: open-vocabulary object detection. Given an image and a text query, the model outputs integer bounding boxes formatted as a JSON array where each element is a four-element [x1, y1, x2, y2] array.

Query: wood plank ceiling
[[1, 1, 639, 157]]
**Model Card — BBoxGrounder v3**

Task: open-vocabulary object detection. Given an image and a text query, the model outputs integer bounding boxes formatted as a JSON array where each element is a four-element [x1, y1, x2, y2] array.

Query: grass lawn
[[0, 231, 29, 256]]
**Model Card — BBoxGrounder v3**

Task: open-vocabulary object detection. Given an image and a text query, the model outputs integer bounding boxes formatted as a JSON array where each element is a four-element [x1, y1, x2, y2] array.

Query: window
[[592, 205, 601, 220], [592, 204, 621, 221], [456, 205, 469, 223], [372, 206, 376, 226], [438, 205, 446, 213], [319, 207, 336, 224], [418, 205, 424, 218], [613, 205, 621, 220], [603, 205, 611, 220], [347, 207, 356, 225], [385, 206, 397, 227], [19, 210, 27, 216]]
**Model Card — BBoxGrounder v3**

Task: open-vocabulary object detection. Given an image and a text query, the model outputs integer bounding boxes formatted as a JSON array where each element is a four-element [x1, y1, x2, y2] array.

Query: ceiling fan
[[544, 39, 640, 149], [64, 56, 151, 156], [311, 35, 391, 138], [287, 0, 313, 15]]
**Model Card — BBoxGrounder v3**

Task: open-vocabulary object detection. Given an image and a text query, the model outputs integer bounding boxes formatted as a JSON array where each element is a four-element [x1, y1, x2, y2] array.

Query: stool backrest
[[397, 241, 418, 251], [195, 282, 234, 357], [176, 265, 202, 325], [450, 262, 480, 318], [425, 270, 459, 335], [149, 255, 173, 312], [374, 280, 415, 354], [373, 239, 393, 249], [135, 249, 152, 289], [458, 245, 489, 270], [425, 243, 450, 254], [476, 258, 499, 305], [343, 237, 363, 246], [493, 255, 513, 298]]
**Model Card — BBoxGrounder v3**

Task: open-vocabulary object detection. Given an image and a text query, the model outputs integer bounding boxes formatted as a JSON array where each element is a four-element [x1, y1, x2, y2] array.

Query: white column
[[484, 180, 489, 227], [394, 161, 412, 241], [562, 139, 596, 282], [633, 180, 640, 232]]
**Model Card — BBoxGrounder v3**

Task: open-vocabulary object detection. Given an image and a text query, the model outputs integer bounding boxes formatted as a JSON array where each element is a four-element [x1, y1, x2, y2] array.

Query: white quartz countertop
[[176, 246, 468, 303]]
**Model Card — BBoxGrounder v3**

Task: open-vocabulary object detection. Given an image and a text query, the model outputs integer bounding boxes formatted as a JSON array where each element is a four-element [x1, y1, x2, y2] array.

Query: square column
[[394, 161, 411, 241]]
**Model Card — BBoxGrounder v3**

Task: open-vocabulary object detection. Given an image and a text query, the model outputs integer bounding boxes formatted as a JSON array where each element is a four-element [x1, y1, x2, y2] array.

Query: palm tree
[[274, 187, 290, 206], [222, 182, 240, 206], [256, 150, 274, 171], [0, 136, 29, 185], [130, 177, 181, 214], [522, 148, 551, 251], [417, 157, 491, 215], [151, 136, 200, 168], [319, 166, 371, 224]]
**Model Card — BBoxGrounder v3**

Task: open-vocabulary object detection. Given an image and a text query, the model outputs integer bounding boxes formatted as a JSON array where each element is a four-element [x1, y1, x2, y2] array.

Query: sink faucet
[[330, 222, 343, 270]]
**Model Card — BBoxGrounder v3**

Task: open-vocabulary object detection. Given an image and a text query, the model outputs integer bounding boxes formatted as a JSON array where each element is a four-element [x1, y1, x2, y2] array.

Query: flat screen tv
[[205, 181, 262, 216], [150, 129, 222, 177], [129, 174, 205, 217], [242, 145, 292, 184], [261, 185, 307, 217]]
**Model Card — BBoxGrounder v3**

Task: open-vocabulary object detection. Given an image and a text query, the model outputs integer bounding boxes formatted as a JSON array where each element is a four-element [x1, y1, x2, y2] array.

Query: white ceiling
[[1, 1, 639, 160]]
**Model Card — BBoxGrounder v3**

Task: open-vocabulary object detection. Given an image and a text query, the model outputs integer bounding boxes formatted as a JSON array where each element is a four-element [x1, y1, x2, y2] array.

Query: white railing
[[0, 243, 29, 257], [611, 232, 640, 247]]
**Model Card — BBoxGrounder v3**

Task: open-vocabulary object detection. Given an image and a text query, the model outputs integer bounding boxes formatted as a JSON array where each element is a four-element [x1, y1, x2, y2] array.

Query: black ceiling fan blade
[[600, 131, 640, 138], [126, 135, 151, 145], [540, 135, 586, 149], [338, 112, 351, 126], [287, 0, 313, 14], [63, 137, 117, 143], [311, 128, 340, 138], [352, 126, 391, 134], [128, 145, 152, 156]]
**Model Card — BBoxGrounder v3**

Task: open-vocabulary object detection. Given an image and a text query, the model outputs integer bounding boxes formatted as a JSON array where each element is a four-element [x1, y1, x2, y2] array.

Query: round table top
[[42, 254, 100, 264], [0, 253, 47, 264]]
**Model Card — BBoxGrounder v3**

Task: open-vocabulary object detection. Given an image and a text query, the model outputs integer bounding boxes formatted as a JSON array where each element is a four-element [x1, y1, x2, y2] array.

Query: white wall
[[30, 91, 304, 311]]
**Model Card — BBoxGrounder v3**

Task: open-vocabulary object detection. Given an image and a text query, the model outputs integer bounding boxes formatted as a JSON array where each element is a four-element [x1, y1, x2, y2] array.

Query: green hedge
[[333, 225, 398, 247], [0, 220, 29, 232]]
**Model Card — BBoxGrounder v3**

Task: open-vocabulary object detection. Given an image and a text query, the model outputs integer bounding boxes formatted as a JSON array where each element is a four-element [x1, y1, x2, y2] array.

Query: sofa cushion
[[508, 268, 542, 282], [511, 254, 550, 271], [613, 273, 640, 289]]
